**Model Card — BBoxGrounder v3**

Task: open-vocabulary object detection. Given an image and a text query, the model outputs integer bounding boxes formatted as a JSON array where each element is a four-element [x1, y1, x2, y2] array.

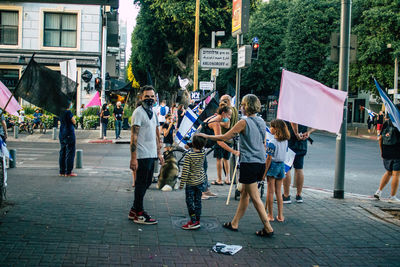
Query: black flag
[[14, 58, 77, 116]]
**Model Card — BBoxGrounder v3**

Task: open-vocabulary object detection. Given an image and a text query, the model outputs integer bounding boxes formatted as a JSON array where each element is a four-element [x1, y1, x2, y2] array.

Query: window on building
[[44, 12, 77, 48], [0, 10, 18, 45], [0, 69, 19, 92]]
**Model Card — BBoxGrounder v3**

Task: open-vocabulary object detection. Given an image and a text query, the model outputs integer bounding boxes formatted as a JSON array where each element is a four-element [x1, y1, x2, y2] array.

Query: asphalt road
[[305, 133, 383, 197], [7, 133, 385, 198]]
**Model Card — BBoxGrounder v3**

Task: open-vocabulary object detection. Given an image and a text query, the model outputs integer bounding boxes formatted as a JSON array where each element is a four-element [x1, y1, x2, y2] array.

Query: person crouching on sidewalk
[[179, 135, 207, 230]]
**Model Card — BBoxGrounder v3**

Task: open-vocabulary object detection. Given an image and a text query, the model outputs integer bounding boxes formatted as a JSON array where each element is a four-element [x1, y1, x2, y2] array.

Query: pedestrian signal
[[95, 77, 102, 91], [251, 42, 259, 60]]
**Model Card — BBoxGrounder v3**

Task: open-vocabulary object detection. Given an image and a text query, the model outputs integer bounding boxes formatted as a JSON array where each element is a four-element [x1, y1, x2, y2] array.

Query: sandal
[[255, 228, 274, 237], [222, 222, 238, 232], [211, 181, 224, 186], [276, 216, 284, 222], [224, 181, 231, 185]]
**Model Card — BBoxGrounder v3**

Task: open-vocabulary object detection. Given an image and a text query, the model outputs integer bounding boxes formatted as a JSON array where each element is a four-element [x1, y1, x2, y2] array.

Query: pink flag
[[86, 91, 101, 108], [0, 81, 22, 116], [277, 70, 347, 134]]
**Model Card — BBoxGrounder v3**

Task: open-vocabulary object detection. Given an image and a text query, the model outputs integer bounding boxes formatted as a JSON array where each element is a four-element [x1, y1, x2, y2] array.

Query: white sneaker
[[374, 190, 382, 200], [388, 196, 400, 203]]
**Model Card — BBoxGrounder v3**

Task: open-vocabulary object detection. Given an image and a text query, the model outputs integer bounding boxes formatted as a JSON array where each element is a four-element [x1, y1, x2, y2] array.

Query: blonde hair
[[270, 119, 290, 141], [241, 94, 261, 115]]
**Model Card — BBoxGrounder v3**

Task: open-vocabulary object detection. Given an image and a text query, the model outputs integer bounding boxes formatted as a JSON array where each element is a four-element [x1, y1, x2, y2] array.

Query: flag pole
[[2, 54, 34, 112], [226, 157, 239, 205]]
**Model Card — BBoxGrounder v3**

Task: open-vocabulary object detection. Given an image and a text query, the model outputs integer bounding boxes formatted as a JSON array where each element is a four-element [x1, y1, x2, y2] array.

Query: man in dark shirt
[[374, 108, 400, 203], [59, 103, 77, 177], [283, 122, 315, 204], [113, 101, 124, 139]]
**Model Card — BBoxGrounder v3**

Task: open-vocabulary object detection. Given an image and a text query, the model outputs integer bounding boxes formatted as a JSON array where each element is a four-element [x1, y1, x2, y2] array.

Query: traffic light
[[95, 77, 102, 91], [251, 42, 259, 60]]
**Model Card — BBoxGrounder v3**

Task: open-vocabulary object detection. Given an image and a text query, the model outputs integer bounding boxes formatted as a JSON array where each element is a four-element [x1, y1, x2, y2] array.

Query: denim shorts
[[267, 161, 285, 179]]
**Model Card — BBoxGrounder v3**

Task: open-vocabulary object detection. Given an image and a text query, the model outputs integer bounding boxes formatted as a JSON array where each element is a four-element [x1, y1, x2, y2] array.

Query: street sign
[[395, 94, 400, 99], [191, 91, 201, 101], [237, 45, 251, 69], [199, 81, 214, 91], [388, 89, 395, 94], [252, 37, 259, 43], [200, 48, 232, 69], [232, 0, 250, 38]]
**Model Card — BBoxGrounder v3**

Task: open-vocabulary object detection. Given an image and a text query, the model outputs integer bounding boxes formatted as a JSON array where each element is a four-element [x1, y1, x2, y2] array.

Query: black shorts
[[239, 162, 266, 184], [383, 159, 400, 172], [292, 154, 305, 169], [213, 143, 231, 160]]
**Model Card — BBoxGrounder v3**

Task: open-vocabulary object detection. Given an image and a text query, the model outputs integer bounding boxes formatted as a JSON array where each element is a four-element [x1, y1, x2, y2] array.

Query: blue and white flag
[[175, 108, 198, 147], [366, 107, 375, 120], [374, 79, 400, 131], [265, 126, 295, 173]]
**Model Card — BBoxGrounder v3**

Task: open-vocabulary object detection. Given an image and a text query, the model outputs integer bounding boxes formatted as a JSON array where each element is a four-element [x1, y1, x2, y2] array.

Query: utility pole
[[334, 0, 352, 199], [193, 0, 200, 91], [100, 6, 107, 138]]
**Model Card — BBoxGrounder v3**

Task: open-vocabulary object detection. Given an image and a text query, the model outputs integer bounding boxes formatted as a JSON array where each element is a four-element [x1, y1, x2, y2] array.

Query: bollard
[[75, 149, 83, 169], [14, 126, 18, 139], [354, 127, 358, 136], [9, 149, 16, 168], [52, 127, 57, 140]]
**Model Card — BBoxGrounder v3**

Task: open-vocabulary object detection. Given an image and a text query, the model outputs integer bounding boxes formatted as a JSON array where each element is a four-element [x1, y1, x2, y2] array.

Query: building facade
[[0, 2, 119, 116]]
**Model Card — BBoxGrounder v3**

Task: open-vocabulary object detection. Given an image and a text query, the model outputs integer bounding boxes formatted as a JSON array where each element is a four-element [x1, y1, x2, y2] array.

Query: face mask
[[221, 117, 229, 123], [143, 98, 154, 108]]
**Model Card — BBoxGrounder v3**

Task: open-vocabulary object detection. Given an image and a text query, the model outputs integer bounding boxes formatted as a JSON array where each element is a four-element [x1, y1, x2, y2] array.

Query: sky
[[118, 0, 140, 63]]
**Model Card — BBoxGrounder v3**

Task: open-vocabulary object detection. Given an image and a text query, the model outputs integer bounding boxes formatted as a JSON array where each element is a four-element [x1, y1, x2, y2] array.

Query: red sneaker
[[182, 221, 200, 230], [133, 211, 158, 225], [128, 209, 136, 220], [66, 173, 78, 177]]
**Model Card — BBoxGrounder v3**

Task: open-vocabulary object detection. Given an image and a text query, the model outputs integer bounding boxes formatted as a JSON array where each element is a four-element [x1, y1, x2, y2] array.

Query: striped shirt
[[180, 150, 206, 187]]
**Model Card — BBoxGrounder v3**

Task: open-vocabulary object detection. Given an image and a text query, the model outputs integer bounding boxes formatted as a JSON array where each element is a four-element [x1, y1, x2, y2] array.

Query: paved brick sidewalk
[[0, 142, 399, 266]]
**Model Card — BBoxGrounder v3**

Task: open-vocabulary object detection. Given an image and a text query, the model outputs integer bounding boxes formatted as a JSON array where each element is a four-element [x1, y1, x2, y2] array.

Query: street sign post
[[199, 81, 214, 91], [237, 45, 251, 69], [200, 48, 232, 69], [232, 0, 250, 38]]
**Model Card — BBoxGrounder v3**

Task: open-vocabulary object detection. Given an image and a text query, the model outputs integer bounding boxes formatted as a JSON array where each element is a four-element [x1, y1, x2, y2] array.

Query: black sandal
[[222, 222, 238, 232], [255, 228, 274, 237]]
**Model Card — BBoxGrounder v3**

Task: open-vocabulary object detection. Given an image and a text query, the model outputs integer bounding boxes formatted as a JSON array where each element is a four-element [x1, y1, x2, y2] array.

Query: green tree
[[349, 0, 400, 95]]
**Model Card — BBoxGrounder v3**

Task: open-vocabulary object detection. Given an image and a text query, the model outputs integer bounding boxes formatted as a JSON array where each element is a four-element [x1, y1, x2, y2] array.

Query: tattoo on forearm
[[131, 144, 136, 153]]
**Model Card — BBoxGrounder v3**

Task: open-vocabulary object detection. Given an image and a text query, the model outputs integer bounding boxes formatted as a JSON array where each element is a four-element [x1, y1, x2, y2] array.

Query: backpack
[[160, 106, 167, 116], [382, 121, 400, 146]]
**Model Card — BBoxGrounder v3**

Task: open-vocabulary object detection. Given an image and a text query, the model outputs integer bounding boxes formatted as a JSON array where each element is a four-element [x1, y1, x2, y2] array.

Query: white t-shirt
[[19, 115, 25, 123], [131, 106, 159, 159], [266, 138, 288, 162], [157, 105, 169, 123]]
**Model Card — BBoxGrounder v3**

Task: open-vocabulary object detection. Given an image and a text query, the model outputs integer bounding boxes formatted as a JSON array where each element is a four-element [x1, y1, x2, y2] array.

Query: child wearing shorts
[[265, 119, 290, 222]]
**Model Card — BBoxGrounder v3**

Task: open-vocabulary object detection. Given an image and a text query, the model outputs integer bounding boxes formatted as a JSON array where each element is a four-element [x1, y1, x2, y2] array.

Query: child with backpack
[[264, 119, 291, 222], [179, 135, 207, 230]]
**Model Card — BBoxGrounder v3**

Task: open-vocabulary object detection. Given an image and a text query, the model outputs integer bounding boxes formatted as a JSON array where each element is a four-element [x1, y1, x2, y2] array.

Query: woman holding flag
[[198, 94, 274, 237]]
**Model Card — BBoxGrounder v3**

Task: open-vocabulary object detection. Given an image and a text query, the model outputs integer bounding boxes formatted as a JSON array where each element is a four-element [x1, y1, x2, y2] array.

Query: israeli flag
[[366, 108, 375, 120], [375, 79, 400, 131], [266, 126, 295, 173], [175, 108, 198, 147]]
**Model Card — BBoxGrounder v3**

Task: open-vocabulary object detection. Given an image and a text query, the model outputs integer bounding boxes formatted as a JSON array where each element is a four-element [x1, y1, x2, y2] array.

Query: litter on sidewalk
[[212, 242, 242, 255]]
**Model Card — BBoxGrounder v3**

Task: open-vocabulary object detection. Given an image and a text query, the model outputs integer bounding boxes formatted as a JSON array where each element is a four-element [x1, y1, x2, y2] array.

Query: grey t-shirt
[[131, 106, 159, 159], [239, 116, 266, 164]]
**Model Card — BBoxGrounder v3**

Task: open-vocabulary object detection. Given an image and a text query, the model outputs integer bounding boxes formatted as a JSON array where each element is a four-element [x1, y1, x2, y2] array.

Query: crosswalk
[[12, 147, 59, 168]]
